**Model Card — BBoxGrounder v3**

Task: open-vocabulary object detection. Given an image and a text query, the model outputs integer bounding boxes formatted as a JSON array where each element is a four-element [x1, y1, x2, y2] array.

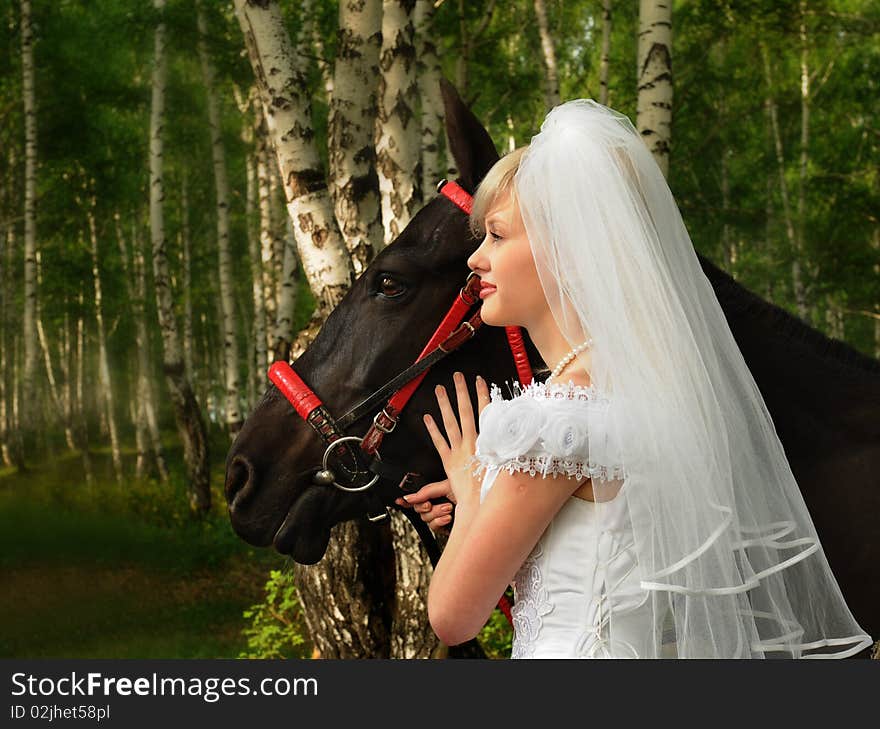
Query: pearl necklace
[[546, 338, 593, 384]]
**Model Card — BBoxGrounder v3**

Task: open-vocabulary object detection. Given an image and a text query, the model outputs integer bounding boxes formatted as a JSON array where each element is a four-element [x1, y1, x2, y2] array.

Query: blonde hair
[[469, 146, 529, 239]]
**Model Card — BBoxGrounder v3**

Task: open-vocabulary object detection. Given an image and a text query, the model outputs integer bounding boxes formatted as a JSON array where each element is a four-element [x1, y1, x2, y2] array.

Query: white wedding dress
[[471, 379, 671, 659]]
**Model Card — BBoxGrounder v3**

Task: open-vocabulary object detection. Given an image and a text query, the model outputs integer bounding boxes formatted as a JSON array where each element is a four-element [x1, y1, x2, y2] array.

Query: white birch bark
[[133, 225, 169, 482], [1, 189, 12, 466], [60, 311, 74, 451], [533, 0, 561, 110], [21, 0, 38, 461], [328, 0, 382, 273], [376, 0, 421, 246], [75, 286, 94, 487], [234, 0, 353, 318], [269, 164, 285, 313], [197, 1, 243, 435], [34, 250, 68, 445], [599, 0, 613, 106], [116, 212, 168, 482], [256, 130, 277, 340], [180, 175, 194, 382], [271, 215, 299, 363], [415, 0, 444, 202], [150, 0, 210, 514], [246, 147, 267, 404], [86, 204, 123, 484], [637, 0, 673, 178], [797, 1, 814, 319]]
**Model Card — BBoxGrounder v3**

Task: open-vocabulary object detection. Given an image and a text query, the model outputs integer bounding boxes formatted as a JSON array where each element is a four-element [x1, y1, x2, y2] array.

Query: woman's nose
[[467, 237, 490, 273]]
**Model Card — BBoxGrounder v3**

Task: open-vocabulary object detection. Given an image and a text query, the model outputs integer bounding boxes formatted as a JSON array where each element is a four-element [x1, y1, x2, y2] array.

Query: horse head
[[225, 80, 542, 565]]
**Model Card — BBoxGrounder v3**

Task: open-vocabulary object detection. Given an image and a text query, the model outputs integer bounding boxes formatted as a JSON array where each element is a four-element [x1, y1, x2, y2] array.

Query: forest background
[[0, 0, 877, 659]]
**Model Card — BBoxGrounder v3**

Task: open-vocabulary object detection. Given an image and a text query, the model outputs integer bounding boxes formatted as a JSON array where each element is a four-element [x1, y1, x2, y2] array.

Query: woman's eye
[[489, 231, 502, 242], [378, 274, 405, 298]]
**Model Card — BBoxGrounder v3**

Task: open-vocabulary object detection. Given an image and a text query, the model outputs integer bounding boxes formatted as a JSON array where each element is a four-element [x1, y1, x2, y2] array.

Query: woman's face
[[466, 191, 549, 329]]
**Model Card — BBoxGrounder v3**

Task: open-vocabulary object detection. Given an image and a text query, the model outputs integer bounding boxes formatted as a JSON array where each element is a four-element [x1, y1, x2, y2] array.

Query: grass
[[0, 430, 288, 659]]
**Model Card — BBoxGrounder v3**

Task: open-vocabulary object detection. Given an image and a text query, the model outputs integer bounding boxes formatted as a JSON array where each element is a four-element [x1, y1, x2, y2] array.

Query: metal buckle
[[372, 408, 397, 434], [322, 436, 381, 492]]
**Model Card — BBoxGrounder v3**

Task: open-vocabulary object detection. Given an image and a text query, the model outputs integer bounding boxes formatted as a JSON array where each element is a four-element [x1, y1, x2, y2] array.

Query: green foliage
[[477, 590, 514, 660], [239, 568, 312, 659]]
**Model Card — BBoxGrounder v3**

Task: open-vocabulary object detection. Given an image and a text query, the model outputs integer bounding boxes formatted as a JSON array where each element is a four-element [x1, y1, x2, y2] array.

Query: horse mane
[[709, 261, 880, 376]]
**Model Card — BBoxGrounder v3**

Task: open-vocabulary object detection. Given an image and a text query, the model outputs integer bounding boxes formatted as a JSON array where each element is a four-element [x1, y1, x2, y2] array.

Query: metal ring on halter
[[372, 409, 397, 434], [322, 436, 381, 492]]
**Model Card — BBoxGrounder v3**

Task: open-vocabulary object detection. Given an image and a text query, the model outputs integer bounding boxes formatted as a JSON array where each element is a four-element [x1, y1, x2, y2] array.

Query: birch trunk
[[60, 311, 74, 451], [235, 0, 353, 320], [21, 0, 38, 466], [181, 176, 194, 383], [118, 212, 168, 482], [533, 0, 561, 110], [268, 167, 285, 313], [86, 206, 123, 484], [376, 0, 422, 246], [198, 1, 243, 437], [150, 0, 210, 515], [34, 251, 69, 445], [415, 0, 444, 201], [271, 215, 299, 364], [75, 287, 94, 486], [637, 0, 673, 178], [1, 192, 11, 466], [599, 0, 613, 106], [761, 43, 807, 321], [245, 146, 267, 404], [255, 131, 277, 346], [797, 1, 813, 319], [327, 0, 382, 273]]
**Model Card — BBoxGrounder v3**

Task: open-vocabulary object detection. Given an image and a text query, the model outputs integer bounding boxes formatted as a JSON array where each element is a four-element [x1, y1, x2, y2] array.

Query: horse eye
[[378, 274, 405, 298]]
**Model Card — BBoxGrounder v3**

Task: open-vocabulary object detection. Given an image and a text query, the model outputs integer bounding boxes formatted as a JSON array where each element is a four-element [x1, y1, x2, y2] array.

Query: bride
[[398, 99, 873, 659]]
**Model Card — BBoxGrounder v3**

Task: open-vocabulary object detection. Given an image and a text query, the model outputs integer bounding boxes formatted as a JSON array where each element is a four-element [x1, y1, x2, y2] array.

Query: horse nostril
[[225, 455, 255, 507]]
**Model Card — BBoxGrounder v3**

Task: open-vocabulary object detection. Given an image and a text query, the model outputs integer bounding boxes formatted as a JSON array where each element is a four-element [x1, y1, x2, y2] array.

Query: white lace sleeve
[[467, 381, 628, 483]]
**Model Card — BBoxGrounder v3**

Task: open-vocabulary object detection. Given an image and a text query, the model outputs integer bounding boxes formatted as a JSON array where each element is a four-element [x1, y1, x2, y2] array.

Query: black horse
[[226, 80, 879, 656]]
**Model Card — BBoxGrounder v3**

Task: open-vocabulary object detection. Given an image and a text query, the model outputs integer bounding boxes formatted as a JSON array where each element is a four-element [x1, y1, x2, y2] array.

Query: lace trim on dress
[[470, 377, 627, 483], [510, 541, 554, 659]]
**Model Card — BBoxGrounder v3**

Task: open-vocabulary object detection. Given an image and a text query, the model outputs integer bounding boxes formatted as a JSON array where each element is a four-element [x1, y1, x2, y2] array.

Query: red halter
[[267, 179, 533, 628]]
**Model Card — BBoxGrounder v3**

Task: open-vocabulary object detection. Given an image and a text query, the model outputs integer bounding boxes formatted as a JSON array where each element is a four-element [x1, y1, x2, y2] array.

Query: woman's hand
[[395, 372, 490, 531]]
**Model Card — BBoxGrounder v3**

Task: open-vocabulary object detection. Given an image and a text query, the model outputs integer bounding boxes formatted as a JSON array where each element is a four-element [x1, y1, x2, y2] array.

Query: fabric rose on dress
[[541, 409, 589, 459], [476, 399, 512, 456], [493, 397, 546, 460]]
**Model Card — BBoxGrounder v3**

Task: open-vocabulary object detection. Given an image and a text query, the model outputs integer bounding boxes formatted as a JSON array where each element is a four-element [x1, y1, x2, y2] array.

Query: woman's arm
[[428, 467, 580, 646]]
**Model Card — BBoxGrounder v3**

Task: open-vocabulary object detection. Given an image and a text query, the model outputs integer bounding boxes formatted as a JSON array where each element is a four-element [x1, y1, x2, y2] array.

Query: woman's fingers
[[423, 411, 450, 463], [475, 374, 490, 417], [454, 371, 477, 441], [434, 384, 461, 448], [399, 478, 453, 507], [420, 502, 454, 528]]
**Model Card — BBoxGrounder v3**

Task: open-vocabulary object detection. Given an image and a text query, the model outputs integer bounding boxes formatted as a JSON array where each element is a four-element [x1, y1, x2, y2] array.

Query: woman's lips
[[479, 285, 497, 299]]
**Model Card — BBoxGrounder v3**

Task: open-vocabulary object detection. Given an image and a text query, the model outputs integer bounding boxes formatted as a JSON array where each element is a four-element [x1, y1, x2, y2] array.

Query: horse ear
[[440, 77, 500, 194]]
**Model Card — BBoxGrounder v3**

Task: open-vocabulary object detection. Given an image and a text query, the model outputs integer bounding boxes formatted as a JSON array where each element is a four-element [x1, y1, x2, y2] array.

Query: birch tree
[[599, 0, 613, 106], [20, 0, 37, 466], [376, 0, 421, 246], [637, 0, 673, 178], [234, 0, 353, 328], [149, 0, 210, 515], [327, 0, 383, 273], [197, 1, 243, 437], [415, 0, 445, 201], [534, 0, 560, 110], [85, 198, 123, 484]]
